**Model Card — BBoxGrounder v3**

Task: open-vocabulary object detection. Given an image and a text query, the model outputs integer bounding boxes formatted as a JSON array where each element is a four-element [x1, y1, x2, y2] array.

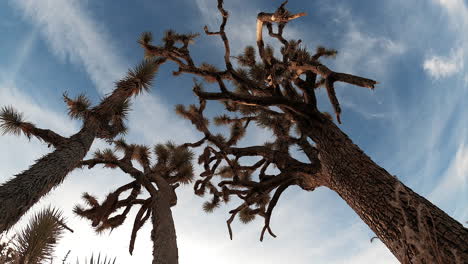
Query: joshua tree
[[0, 58, 166, 233], [74, 139, 194, 264], [138, 1, 468, 263]]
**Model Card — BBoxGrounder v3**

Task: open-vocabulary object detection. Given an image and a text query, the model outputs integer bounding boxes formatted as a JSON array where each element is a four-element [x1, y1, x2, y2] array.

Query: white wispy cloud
[[423, 48, 464, 79], [429, 142, 468, 221], [318, 6, 406, 123], [11, 0, 127, 94], [332, 10, 406, 78], [424, 0, 468, 80], [434, 0, 468, 25]]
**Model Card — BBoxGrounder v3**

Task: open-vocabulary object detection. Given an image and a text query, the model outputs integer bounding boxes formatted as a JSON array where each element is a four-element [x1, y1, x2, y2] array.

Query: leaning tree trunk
[[150, 193, 178, 264], [309, 118, 468, 263], [0, 126, 95, 233]]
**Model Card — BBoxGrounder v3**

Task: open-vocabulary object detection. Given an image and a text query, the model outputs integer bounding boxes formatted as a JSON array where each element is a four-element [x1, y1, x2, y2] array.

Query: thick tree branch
[[290, 63, 377, 89]]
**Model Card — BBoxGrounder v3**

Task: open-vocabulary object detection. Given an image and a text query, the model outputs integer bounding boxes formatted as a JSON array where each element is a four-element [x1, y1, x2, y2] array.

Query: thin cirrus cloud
[[430, 142, 468, 220], [423, 0, 467, 80], [11, 0, 127, 94]]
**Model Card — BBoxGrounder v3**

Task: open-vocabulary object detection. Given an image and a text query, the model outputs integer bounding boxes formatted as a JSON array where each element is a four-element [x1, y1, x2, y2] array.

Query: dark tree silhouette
[[0, 58, 166, 233], [138, 1, 468, 263], [75, 139, 194, 264]]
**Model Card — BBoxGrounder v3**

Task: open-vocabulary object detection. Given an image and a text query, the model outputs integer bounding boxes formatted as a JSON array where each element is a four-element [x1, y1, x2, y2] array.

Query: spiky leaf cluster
[[0, 106, 32, 137], [93, 149, 119, 168], [236, 46, 256, 67], [14, 207, 67, 264], [175, 103, 209, 131], [153, 142, 195, 184], [123, 59, 161, 95], [75, 253, 117, 264], [63, 93, 91, 120], [163, 30, 199, 48], [73, 192, 125, 233], [239, 207, 256, 224]]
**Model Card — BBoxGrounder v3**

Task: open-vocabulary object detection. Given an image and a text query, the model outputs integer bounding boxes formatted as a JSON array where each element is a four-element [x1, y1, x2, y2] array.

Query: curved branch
[[129, 200, 151, 255], [204, 0, 233, 71], [260, 180, 294, 241]]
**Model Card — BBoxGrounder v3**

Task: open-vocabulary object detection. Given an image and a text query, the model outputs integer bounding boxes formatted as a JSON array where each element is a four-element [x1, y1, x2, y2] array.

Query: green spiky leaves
[[113, 138, 129, 152], [93, 149, 118, 168], [314, 45, 338, 59], [139, 31, 153, 46], [14, 207, 67, 264], [175, 104, 209, 131], [132, 145, 151, 169], [239, 207, 256, 224], [115, 58, 165, 97], [63, 93, 91, 120], [112, 99, 131, 121], [80, 253, 117, 264], [74, 192, 122, 234], [163, 30, 199, 48], [236, 46, 256, 67], [154, 143, 170, 164], [199, 63, 219, 83], [202, 196, 220, 213], [126, 59, 161, 95], [0, 106, 33, 137], [153, 142, 195, 184]]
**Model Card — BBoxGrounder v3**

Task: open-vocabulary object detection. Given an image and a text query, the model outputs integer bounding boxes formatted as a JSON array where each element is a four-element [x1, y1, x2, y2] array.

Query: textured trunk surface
[[0, 127, 95, 233], [151, 191, 178, 264], [309, 119, 468, 263]]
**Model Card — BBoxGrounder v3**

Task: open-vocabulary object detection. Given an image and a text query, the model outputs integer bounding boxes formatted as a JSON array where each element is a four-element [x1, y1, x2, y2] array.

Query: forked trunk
[[0, 126, 95, 233], [150, 191, 178, 264], [309, 119, 468, 263]]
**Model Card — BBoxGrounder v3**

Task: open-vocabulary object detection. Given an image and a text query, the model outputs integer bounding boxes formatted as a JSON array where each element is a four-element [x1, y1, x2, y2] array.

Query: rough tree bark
[[151, 176, 178, 264], [0, 125, 95, 233], [307, 117, 468, 263]]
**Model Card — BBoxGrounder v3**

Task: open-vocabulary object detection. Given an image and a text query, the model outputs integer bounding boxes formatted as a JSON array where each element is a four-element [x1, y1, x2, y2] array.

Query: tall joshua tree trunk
[[151, 192, 178, 264], [151, 174, 179, 264], [309, 118, 468, 263], [0, 126, 95, 233], [0, 59, 164, 233]]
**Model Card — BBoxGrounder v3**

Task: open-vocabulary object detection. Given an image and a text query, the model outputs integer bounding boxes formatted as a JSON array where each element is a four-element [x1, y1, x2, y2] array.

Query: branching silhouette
[[137, 1, 468, 263], [75, 139, 194, 264], [0, 58, 165, 233]]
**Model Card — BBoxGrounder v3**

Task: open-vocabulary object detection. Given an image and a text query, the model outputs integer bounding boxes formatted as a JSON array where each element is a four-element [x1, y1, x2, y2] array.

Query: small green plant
[[0, 207, 69, 264], [71, 253, 116, 264]]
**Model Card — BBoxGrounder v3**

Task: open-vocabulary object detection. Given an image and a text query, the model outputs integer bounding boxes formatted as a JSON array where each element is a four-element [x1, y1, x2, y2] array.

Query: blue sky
[[0, 0, 467, 263]]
